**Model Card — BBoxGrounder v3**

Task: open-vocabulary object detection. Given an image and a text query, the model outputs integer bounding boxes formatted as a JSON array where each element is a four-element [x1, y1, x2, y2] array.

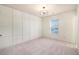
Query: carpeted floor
[[0, 38, 78, 55]]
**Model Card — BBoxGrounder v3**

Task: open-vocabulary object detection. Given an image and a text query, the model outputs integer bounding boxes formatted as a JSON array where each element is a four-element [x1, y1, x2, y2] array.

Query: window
[[50, 17, 59, 34]]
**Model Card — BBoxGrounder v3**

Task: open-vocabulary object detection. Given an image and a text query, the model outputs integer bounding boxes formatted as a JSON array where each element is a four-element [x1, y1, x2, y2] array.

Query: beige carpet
[[0, 38, 77, 55]]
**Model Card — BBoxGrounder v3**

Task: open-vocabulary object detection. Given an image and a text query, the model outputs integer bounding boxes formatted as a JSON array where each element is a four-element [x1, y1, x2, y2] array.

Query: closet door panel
[[30, 16, 41, 40], [13, 9, 22, 45], [0, 5, 12, 49], [23, 13, 30, 42]]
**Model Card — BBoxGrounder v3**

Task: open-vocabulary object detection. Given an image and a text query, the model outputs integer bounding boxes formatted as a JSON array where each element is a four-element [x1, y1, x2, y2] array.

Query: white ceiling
[[2, 4, 76, 17]]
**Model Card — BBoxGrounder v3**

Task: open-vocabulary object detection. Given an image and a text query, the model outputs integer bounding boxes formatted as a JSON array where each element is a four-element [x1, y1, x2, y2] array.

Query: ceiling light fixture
[[40, 6, 48, 16]]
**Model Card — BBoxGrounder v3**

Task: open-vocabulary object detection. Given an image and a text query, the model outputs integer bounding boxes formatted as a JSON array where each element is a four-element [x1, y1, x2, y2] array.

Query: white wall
[[0, 5, 42, 49], [42, 10, 76, 43], [76, 5, 79, 49]]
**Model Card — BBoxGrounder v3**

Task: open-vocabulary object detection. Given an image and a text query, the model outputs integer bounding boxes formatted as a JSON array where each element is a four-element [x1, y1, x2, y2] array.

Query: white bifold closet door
[[22, 13, 30, 42], [30, 15, 41, 40], [22, 13, 41, 41], [0, 5, 42, 49], [0, 5, 12, 49], [13, 9, 23, 45]]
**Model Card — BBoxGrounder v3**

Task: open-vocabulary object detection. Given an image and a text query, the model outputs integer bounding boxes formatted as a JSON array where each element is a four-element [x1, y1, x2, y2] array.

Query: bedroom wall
[[76, 5, 79, 50], [42, 10, 76, 43], [0, 5, 42, 49]]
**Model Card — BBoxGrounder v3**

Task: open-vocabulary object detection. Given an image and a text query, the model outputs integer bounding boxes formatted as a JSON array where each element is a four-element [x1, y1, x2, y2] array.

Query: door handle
[[0, 34, 2, 36]]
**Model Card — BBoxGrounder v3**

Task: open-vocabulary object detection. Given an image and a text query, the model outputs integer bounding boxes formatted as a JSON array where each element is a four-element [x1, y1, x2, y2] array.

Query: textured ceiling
[[2, 4, 76, 17]]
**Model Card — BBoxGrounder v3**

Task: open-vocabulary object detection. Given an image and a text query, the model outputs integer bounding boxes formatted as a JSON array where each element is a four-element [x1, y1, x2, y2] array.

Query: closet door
[[30, 16, 36, 40], [22, 13, 30, 42], [13, 9, 22, 45], [30, 16, 41, 40], [0, 5, 12, 49]]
